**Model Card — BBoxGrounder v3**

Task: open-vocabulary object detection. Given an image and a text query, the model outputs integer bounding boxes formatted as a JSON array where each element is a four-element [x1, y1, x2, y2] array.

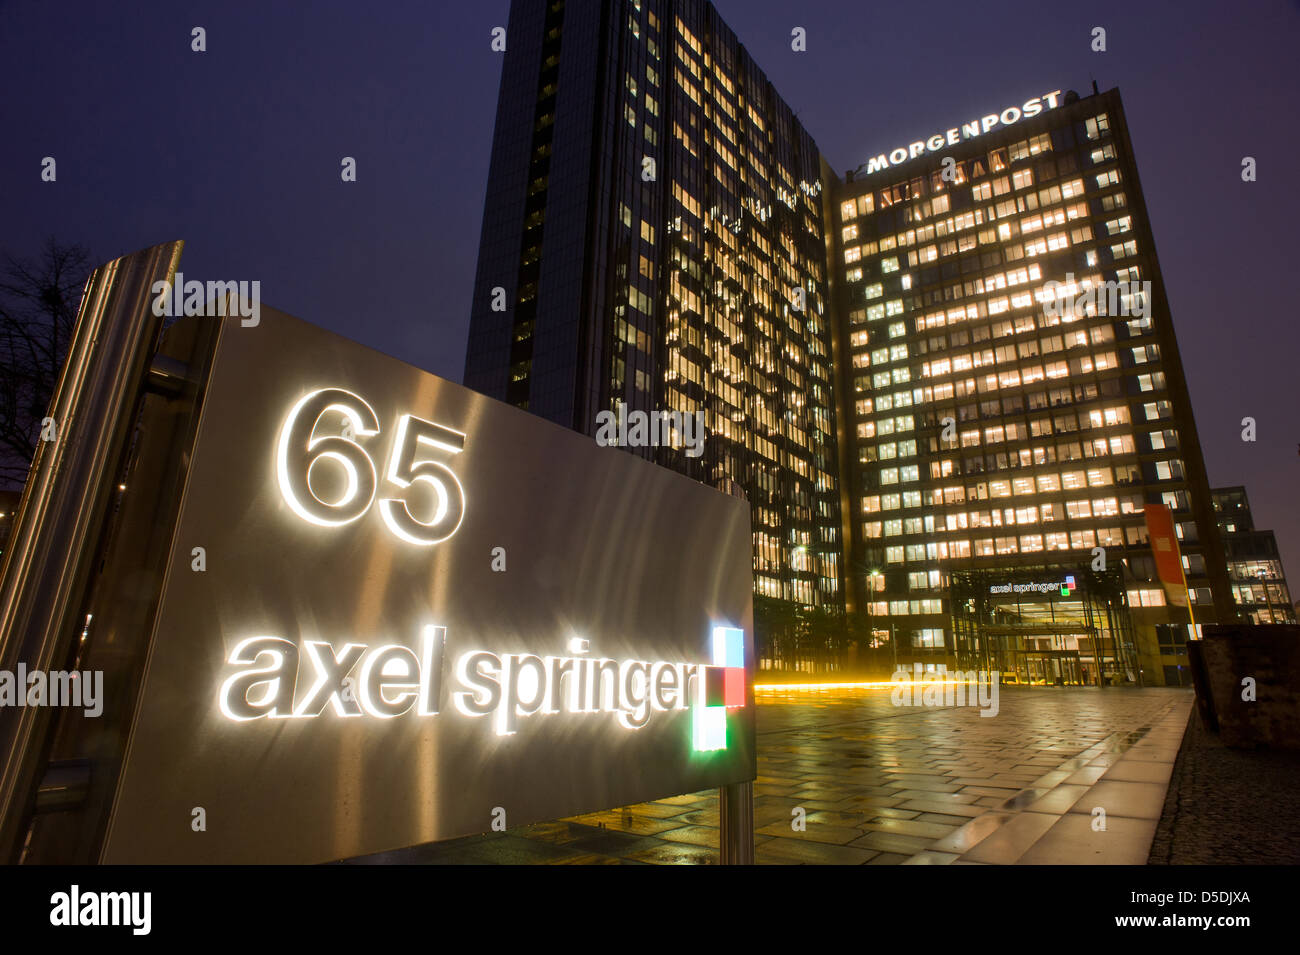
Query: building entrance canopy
[[950, 566, 1139, 686]]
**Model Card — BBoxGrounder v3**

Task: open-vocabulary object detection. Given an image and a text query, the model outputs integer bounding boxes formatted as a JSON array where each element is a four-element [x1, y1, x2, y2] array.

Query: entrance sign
[[100, 306, 754, 864], [988, 576, 1077, 597]]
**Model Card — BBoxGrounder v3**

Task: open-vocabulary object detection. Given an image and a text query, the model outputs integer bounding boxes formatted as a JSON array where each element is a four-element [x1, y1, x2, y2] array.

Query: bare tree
[[0, 238, 92, 489]]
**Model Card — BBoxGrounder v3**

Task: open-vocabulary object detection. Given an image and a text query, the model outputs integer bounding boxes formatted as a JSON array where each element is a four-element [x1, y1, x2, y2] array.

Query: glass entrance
[[950, 566, 1140, 686]]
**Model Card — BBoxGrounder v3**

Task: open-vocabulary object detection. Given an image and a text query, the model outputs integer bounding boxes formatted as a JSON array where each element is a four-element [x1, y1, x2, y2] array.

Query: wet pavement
[[364, 685, 1192, 865]]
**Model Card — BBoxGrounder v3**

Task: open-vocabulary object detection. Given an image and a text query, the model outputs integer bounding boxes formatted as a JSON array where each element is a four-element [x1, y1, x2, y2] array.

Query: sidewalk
[[361, 685, 1192, 865], [965, 695, 1190, 864]]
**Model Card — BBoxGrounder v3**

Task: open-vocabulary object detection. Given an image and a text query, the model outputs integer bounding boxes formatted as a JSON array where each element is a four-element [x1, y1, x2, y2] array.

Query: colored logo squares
[[693, 626, 746, 752], [710, 626, 746, 707], [1061, 575, 1077, 597], [692, 704, 727, 752]]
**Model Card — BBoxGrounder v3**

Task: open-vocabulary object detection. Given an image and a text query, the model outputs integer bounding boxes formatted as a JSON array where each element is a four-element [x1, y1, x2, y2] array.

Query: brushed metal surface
[[102, 305, 754, 864], [20, 308, 225, 864], [0, 241, 182, 862]]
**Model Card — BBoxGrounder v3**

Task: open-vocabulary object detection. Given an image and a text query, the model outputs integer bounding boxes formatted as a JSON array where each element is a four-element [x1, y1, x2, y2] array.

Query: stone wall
[[1193, 624, 1300, 749]]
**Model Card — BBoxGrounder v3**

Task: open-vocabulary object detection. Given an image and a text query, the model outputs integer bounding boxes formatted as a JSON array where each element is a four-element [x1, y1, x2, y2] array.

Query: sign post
[[719, 781, 754, 865]]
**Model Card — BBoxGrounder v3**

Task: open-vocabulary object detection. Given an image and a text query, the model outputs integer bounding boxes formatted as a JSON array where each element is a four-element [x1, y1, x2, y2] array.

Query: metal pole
[[0, 241, 182, 862], [719, 781, 754, 865]]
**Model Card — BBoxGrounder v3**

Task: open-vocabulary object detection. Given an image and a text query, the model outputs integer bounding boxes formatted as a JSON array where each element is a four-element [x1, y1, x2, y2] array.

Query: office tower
[[465, 0, 844, 608], [830, 86, 1233, 685], [1213, 486, 1297, 625]]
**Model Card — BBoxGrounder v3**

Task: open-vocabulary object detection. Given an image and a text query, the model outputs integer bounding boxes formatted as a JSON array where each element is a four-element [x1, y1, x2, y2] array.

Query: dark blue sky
[[3, 0, 1298, 581]]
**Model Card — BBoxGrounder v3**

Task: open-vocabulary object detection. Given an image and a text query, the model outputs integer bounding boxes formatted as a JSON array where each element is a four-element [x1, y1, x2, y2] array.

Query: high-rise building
[[465, 0, 843, 608], [829, 86, 1234, 686], [463, 1, 1244, 685], [1212, 486, 1297, 625]]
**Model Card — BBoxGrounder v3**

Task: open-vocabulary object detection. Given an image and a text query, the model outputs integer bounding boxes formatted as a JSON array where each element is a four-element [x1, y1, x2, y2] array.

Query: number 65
[[275, 388, 465, 545]]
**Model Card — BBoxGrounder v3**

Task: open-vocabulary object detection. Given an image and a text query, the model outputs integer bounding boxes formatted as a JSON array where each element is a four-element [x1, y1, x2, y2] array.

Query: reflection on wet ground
[[358, 685, 1191, 865]]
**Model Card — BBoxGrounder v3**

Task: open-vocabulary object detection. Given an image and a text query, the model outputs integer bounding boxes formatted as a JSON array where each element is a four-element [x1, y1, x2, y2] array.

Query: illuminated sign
[[102, 306, 754, 864], [217, 623, 748, 742], [854, 90, 1063, 178], [275, 388, 466, 544], [989, 575, 1077, 597]]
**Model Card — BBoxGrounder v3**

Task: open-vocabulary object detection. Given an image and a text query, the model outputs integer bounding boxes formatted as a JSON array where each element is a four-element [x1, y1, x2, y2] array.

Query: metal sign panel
[[102, 307, 754, 864]]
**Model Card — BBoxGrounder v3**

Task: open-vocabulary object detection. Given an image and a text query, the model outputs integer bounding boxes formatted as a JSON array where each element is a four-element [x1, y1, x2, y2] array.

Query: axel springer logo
[[693, 626, 746, 752], [989, 576, 1076, 597], [219, 624, 747, 749]]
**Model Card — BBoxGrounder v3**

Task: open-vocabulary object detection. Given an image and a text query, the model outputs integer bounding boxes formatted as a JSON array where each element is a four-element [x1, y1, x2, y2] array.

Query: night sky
[[2, 0, 1297, 580]]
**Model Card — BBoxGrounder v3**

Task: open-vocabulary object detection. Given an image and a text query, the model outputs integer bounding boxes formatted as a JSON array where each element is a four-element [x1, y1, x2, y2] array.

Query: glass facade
[[831, 87, 1235, 684], [465, 0, 843, 608], [464, 2, 1251, 677], [1213, 486, 1297, 625]]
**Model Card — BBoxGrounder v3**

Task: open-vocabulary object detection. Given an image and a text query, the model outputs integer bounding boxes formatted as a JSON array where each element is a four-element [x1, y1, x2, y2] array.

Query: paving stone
[[915, 812, 979, 827], [787, 798, 856, 813], [655, 825, 722, 846], [561, 812, 686, 836], [606, 802, 691, 820], [1025, 783, 1093, 814], [805, 810, 870, 828], [757, 837, 879, 865], [1062, 766, 1109, 786], [958, 812, 1060, 864], [1102, 759, 1174, 785], [1030, 770, 1074, 789], [999, 787, 1054, 811], [902, 850, 960, 865], [889, 789, 982, 803], [757, 821, 863, 845], [898, 800, 987, 818], [954, 785, 1022, 798], [545, 853, 639, 865], [931, 812, 1016, 854], [849, 830, 937, 854], [867, 806, 924, 820], [1019, 813, 1158, 865], [393, 686, 1191, 865], [884, 778, 965, 793], [625, 842, 719, 865], [1067, 780, 1170, 820], [860, 817, 957, 839]]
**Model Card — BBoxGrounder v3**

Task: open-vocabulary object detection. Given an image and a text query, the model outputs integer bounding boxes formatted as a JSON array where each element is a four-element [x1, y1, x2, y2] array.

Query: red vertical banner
[[1143, 504, 1188, 607]]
